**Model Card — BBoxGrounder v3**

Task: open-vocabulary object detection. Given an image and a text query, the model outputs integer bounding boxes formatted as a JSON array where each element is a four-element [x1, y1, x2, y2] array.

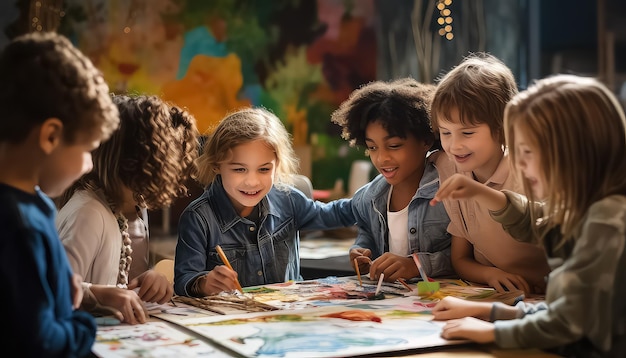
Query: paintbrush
[[354, 258, 363, 287]]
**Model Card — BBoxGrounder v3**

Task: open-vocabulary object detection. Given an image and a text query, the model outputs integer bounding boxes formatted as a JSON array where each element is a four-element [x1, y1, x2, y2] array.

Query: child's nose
[[245, 172, 260, 186]]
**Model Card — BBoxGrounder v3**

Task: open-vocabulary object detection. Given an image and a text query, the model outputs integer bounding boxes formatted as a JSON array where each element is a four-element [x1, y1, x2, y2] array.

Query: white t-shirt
[[387, 186, 410, 256]]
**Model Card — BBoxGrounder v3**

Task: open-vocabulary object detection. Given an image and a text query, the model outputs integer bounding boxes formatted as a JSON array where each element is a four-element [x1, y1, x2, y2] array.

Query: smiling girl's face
[[217, 139, 277, 217]]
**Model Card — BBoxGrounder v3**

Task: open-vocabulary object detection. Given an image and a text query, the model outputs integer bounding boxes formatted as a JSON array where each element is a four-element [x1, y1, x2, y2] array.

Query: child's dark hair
[[0, 32, 118, 144], [330, 77, 438, 152], [59, 94, 199, 211]]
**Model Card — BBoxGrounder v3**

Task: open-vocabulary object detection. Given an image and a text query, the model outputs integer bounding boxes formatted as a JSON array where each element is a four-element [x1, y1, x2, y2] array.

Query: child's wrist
[[191, 274, 208, 297]]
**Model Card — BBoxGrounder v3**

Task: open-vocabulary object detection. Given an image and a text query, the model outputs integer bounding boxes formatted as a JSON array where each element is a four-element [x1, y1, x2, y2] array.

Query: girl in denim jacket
[[331, 78, 454, 282], [174, 107, 356, 296]]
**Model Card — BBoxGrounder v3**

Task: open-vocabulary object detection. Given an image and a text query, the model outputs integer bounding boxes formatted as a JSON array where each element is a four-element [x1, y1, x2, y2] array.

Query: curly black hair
[[330, 77, 439, 152]]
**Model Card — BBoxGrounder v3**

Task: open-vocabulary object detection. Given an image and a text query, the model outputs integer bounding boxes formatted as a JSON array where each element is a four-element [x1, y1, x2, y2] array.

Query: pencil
[[354, 258, 363, 287], [215, 245, 244, 293]]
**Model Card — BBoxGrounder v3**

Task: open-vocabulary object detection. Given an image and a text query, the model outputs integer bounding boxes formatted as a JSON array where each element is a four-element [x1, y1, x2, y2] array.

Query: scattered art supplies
[[419, 280, 525, 306], [100, 276, 533, 357]]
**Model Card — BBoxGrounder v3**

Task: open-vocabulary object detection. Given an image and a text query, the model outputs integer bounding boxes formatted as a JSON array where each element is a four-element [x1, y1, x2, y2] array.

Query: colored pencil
[[215, 245, 244, 293]]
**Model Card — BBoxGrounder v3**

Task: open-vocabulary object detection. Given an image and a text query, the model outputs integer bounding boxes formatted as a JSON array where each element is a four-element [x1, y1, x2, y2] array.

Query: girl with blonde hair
[[174, 107, 355, 296]]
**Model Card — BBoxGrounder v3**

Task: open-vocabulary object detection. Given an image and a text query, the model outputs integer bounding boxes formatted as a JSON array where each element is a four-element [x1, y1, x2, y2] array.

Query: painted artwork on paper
[[176, 306, 464, 358], [244, 276, 413, 310], [92, 320, 228, 357]]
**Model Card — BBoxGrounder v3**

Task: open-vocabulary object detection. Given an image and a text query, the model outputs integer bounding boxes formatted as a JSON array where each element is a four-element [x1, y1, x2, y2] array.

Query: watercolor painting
[[244, 276, 412, 310], [172, 305, 464, 358], [92, 320, 227, 357]]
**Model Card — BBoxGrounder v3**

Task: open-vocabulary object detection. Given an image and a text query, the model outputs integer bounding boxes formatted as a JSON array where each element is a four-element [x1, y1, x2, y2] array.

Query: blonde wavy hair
[[196, 107, 299, 189], [59, 94, 199, 211], [505, 74, 626, 247]]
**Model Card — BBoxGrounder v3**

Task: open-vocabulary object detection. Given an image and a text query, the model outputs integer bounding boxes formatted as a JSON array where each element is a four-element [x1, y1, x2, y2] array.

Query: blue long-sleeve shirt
[[0, 184, 96, 357]]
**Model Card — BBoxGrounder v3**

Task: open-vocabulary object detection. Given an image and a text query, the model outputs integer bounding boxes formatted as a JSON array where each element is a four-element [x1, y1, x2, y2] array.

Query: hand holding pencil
[[193, 245, 244, 296], [216, 245, 244, 293]]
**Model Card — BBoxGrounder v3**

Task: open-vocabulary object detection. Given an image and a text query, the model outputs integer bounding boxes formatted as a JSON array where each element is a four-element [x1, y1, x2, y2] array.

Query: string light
[[436, 0, 454, 41], [30, 0, 65, 32]]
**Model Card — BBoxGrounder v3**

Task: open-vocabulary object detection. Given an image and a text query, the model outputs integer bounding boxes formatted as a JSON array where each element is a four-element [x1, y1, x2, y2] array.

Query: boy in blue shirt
[[0, 32, 119, 357]]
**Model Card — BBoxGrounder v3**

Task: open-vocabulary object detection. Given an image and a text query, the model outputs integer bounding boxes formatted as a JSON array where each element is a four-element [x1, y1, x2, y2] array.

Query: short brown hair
[[431, 53, 518, 146], [0, 32, 118, 144]]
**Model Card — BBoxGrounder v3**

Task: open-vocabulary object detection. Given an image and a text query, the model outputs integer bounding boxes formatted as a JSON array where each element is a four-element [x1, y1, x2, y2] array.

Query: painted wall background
[[53, 0, 378, 191]]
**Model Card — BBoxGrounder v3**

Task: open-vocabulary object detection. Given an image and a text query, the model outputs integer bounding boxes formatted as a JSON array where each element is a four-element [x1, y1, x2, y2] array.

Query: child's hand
[[90, 285, 148, 325], [430, 173, 484, 205], [349, 248, 372, 275], [440, 317, 496, 343], [128, 270, 173, 304], [485, 267, 530, 294], [369, 253, 418, 282], [432, 296, 492, 321], [430, 173, 508, 211], [70, 273, 84, 309], [200, 265, 240, 295]]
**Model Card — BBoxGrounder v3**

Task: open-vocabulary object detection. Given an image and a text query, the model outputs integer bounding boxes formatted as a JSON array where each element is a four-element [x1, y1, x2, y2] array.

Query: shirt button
[[257, 270, 263, 276], [249, 226, 255, 232], [409, 228, 417, 234]]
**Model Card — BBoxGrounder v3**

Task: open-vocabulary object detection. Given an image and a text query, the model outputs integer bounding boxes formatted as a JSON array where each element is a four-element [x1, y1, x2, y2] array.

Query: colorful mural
[[57, 0, 377, 189]]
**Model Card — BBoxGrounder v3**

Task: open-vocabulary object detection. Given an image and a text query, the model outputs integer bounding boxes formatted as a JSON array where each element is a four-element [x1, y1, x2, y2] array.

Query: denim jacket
[[174, 175, 356, 296], [350, 159, 454, 278]]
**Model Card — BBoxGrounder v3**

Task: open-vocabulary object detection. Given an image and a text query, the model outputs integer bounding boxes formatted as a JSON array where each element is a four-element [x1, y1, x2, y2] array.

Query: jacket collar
[[365, 161, 441, 203]]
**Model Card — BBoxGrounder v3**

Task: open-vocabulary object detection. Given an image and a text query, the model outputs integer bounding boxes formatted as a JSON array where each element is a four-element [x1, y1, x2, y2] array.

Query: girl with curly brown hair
[[57, 94, 199, 324]]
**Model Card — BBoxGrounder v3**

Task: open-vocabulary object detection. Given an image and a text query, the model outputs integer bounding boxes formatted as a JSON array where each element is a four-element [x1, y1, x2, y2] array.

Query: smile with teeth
[[241, 189, 261, 195]]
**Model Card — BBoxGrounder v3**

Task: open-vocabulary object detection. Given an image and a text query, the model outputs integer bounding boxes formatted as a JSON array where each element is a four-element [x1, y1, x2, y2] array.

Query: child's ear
[[39, 118, 63, 155]]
